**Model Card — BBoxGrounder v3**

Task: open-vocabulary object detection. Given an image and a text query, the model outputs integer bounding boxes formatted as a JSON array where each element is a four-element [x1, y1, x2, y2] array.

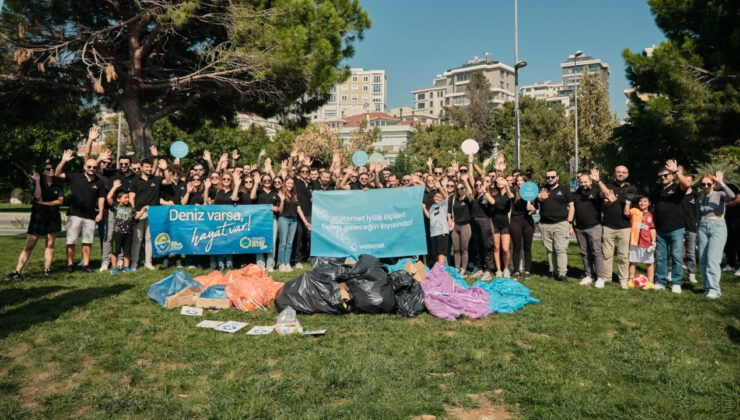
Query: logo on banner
[[154, 232, 182, 254], [239, 236, 267, 250]]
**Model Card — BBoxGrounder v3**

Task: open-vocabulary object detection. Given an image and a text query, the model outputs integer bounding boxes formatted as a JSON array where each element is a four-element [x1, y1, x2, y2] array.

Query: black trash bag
[[337, 254, 395, 314], [309, 257, 351, 280], [389, 271, 426, 318], [275, 272, 349, 315]]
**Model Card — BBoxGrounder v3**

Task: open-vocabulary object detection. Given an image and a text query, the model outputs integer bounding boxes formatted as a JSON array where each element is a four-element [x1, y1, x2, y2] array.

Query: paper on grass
[[196, 320, 224, 329], [180, 306, 203, 316], [246, 326, 275, 335], [214, 321, 249, 333]]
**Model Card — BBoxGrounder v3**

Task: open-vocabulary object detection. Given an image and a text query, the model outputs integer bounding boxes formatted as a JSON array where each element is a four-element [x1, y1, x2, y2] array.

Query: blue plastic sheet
[[444, 265, 470, 289], [471, 278, 540, 313], [386, 258, 430, 275], [148, 270, 202, 307], [200, 284, 228, 300]]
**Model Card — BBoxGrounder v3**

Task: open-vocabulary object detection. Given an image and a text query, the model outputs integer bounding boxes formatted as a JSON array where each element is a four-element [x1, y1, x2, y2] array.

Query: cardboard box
[[164, 286, 201, 309], [404, 260, 427, 283], [194, 297, 232, 310]]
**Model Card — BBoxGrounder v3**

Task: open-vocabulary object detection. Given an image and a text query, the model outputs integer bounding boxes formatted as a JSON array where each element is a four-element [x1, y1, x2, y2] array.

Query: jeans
[[684, 230, 697, 275], [540, 221, 570, 277], [277, 216, 298, 265], [256, 216, 277, 270], [656, 228, 685, 286], [697, 219, 727, 295], [210, 255, 233, 269], [574, 225, 605, 279]]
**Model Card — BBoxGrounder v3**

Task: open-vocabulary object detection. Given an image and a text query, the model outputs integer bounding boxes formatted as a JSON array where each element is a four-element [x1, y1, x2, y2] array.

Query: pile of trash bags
[[148, 256, 539, 320]]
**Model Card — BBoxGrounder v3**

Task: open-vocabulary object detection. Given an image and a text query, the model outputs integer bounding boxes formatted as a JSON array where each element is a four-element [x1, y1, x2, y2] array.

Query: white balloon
[[461, 139, 479, 154]]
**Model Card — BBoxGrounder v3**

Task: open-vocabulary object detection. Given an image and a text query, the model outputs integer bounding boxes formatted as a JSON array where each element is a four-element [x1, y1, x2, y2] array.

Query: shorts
[[66, 215, 96, 245], [629, 245, 654, 264], [27, 207, 61, 235], [429, 234, 450, 258], [494, 224, 509, 235], [111, 231, 133, 256]]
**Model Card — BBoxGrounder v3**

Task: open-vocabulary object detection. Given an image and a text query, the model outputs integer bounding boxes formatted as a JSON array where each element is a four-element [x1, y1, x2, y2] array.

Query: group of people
[[6, 127, 739, 299]]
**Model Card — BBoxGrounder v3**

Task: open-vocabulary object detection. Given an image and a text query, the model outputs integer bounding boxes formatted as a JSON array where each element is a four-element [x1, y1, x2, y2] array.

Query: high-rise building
[[559, 53, 610, 97], [520, 80, 563, 100], [308, 68, 387, 121], [411, 53, 515, 119]]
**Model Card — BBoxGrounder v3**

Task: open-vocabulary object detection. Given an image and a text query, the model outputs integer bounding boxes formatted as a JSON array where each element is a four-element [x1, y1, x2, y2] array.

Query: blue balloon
[[519, 181, 539, 201], [352, 150, 368, 166], [169, 141, 189, 158]]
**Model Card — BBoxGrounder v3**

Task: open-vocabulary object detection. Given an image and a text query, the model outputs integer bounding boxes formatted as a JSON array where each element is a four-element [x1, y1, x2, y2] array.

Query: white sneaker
[[495, 271, 503, 278], [161, 258, 170, 269], [619, 280, 629, 290], [144, 263, 156, 271], [99, 262, 110, 272], [671, 284, 682, 294], [735, 268, 740, 277], [267, 267, 274, 273], [187, 265, 196, 270], [472, 270, 483, 278], [594, 278, 606, 289], [294, 263, 303, 270], [480, 272, 491, 281], [130, 262, 138, 271], [706, 291, 720, 299], [666, 272, 672, 281], [721, 264, 735, 272], [653, 283, 665, 290], [688, 273, 697, 283], [579, 276, 593, 286], [458, 268, 466, 276], [503, 269, 510, 278]]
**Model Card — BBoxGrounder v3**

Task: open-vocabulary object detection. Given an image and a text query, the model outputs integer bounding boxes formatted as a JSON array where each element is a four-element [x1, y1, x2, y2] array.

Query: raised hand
[[30, 171, 40, 182], [264, 158, 273, 173], [494, 154, 506, 172], [219, 153, 228, 164], [253, 173, 262, 186], [482, 157, 491, 169], [426, 157, 433, 168], [450, 160, 458, 172], [232, 149, 240, 161], [290, 149, 298, 159], [259, 148, 267, 158], [158, 158, 167, 170], [99, 149, 112, 162], [332, 151, 341, 164], [605, 189, 618, 204], [303, 156, 313, 166], [590, 168, 600, 182], [280, 159, 288, 170], [233, 171, 242, 187], [204, 178, 212, 190], [112, 179, 122, 189], [187, 182, 194, 193], [203, 150, 212, 162], [665, 159, 678, 173], [538, 188, 549, 201], [715, 171, 724, 184], [88, 125, 100, 141], [62, 149, 75, 162]]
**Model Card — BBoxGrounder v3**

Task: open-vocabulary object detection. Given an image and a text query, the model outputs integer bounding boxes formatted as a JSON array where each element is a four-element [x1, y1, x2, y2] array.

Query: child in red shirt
[[624, 196, 657, 286]]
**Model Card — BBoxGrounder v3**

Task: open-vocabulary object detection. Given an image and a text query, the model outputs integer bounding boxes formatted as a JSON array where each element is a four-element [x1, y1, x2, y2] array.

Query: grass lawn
[[0, 235, 738, 419]]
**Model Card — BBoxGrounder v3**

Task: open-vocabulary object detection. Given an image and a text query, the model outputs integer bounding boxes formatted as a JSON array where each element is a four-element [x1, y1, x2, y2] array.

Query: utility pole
[[513, 0, 526, 170], [116, 112, 122, 168], [572, 50, 583, 174]]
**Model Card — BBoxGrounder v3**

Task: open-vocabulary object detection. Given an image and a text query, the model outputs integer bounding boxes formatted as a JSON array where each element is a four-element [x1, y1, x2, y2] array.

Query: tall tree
[[465, 72, 496, 153], [573, 73, 618, 169], [616, 0, 739, 185], [0, 0, 370, 159]]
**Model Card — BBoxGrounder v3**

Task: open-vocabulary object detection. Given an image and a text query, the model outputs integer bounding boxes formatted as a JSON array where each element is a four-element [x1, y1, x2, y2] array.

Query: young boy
[[624, 195, 657, 288], [106, 180, 147, 274], [423, 190, 451, 267]]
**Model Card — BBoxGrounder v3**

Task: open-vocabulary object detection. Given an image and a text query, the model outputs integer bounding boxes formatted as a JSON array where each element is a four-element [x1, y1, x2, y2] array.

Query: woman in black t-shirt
[[490, 176, 514, 277], [251, 173, 280, 272], [448, 175, 474, 275], [8, 164, 64, 279], [276, 178, 310, 272], [181, 176, 206, 205], [471, 178, 495, 280], [209, 172, 240, 270], [510, 175, 538, 278]]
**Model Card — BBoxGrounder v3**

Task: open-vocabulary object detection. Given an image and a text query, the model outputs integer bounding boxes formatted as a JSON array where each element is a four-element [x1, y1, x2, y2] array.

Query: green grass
[[0, 235, 738, 419]]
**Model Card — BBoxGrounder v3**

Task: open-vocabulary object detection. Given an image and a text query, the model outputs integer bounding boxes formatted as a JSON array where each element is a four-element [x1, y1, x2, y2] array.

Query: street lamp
[[570, 50, 583, 174], [514, 60, 527, 170]]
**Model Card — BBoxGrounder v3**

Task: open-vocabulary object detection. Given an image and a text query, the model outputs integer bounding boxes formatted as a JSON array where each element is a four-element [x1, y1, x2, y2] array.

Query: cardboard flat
[[214, 321, 248, 333], [246, 326, 275, 335], [196, 320, 224, 329], [195, 297, 232, 310], [404, 260, 427, 283], [164, 286, 201, 308], [180, 306, 203, 316]]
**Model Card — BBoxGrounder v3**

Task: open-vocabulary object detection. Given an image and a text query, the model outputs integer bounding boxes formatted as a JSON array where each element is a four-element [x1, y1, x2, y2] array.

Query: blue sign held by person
[[519, 181, 539, 201], [148, 205, 274, 256], [169, 141, 189, 158], [311, 187, 427, 258]]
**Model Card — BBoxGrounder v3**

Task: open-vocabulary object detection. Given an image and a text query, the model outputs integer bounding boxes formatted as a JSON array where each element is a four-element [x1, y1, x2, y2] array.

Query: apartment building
[[559, 53, 610, 96], [520, 80, 563, 100], [308, 68, 387, 121]]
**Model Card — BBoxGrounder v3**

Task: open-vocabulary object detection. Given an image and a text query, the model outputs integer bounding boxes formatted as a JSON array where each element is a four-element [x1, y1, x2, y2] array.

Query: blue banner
[[148, 205, 274, 256], [311, 186, 427, 258]]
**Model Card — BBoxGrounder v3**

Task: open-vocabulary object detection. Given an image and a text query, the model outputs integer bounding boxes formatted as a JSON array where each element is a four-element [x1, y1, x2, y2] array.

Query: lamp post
[[514, 61, 526, 170], [571, 50, 583, 174]]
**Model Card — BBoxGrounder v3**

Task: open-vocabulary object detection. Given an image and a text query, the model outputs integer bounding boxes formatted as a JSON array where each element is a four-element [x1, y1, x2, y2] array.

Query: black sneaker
[[43, 269, 52, 277], [556, 275, 569, 283], [6, 271, 22, 280], [523, 272, 531, 279], [512, 272, 521, 279], [65, 265, 74, 273], [81, 265, 93, 273]]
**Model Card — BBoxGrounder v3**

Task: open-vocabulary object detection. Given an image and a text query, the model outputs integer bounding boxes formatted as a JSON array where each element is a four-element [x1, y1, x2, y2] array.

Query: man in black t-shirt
[[593, 165, 637, 288], [537, 169, 575, 282], [129, 157, 172, 270], [573, 171, 606, 287], [291, 165, 313, 268], [650, 160, 691, 293], [55, 150, 105, 272]]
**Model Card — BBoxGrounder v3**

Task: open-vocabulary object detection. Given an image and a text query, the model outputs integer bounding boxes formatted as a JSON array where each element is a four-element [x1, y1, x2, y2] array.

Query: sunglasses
[[300, 170, 309, 174], [659, 173, 671, 178], [434, 171, 443, 175], [446, 184, 455, 187], [210, 176, 220, 180], [545, 176, 557, 180], [132, 167, 140, 171], [222, 177, 232, 181], [194, 168, 204, 172], [44, 167, 54, 171], [262, 180, 272, 184], [457, 187, 465, 191], [700, 182, 713, 187], [274, 180, 283, 184], [459, 169, 468, 173], [85, 165, 96, 169]]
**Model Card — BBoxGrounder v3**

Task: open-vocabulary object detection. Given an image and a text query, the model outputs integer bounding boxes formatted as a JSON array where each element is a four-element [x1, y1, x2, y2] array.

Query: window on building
[[589, 64, 599, 72], [341, 95, 347, 101], [363, 76, 368, 82], [372, 97, 381, 103], [373, 75, 382, 83], [330, 86, 336, 93], [341, 85, 348, 91], [417, 93, 425, 100], [351, 85, 358, 92], [351, 95, 358, 101], [440, 101, 444, 107], [375, 104, 381, 112], [438, 91, 444, 98], [500, 81, 505, 88], [363, 85, 368, 91], [417, 103, 425, 110], [330, 94, 337, 102], [373, 85, 381, 93], [362, 95, 368, 101], [325, 112, 336, 119], [352, 76, 358, 82], [456, 73, 470, 82]]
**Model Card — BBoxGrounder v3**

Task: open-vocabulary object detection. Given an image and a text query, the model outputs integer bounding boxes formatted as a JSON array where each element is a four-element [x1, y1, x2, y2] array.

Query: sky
[[344, 0, 666, 119]]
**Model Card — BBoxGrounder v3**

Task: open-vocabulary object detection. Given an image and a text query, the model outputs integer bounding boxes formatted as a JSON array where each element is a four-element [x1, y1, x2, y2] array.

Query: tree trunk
[[119, 96, 153, 161]]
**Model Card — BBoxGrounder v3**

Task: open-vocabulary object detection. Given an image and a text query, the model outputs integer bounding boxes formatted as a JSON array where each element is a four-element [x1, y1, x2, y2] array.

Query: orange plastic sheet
[[224, 264, 284, 312]]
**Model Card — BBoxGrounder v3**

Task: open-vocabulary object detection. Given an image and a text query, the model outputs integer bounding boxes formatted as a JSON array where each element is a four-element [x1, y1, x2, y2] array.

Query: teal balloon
[[352, 151, 368, 166], [369, 152, 384, 163], [170, 141, 189, 158]]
